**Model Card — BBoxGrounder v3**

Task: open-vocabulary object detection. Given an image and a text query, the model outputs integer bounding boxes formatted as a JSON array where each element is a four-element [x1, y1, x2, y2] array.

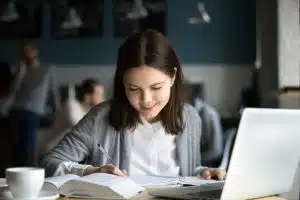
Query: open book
[[44, 173, 224, 199], [44, 173, 145, 199]]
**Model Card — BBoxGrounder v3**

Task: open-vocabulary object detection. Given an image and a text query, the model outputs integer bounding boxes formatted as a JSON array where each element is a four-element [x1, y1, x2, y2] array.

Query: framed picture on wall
[[50, 0, 104, 38], [0, 0, 43, 39], [113, 0, 167, 37]]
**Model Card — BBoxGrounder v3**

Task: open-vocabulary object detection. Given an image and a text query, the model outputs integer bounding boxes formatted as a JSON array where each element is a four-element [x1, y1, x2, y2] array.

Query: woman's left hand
[[200, 168, 226, 180]]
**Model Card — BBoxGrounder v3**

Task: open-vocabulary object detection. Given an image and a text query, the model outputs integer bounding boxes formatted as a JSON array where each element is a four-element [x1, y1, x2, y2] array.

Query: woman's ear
[[171, 68, 177, 86]]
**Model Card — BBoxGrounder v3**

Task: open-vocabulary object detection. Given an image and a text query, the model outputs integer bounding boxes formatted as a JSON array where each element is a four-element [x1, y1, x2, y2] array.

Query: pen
[[97, 144, 116, 166]]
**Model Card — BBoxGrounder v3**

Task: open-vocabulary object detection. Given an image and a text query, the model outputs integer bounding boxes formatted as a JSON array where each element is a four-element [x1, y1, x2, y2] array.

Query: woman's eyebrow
[[151, 82, 165, 87], [127, 81, 166, 87]]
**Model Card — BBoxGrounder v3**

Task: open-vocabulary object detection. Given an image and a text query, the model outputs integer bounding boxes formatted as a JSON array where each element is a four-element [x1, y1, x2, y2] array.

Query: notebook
[[129, 175, 224, 187], [44, 173, 145, 199]]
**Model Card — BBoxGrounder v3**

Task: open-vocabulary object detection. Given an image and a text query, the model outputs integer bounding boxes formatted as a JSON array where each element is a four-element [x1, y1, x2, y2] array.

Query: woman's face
[[24, 43, 38, 60], [90, 84, 105, 105], [123, 66, 174, 122], [83, 84, 105, 106]]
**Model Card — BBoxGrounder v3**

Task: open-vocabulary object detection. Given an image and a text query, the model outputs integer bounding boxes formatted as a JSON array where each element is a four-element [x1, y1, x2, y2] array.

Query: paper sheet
[[180, 176, 225, 186], [129, 175, 179, 186], [129, 175, 225, 187]]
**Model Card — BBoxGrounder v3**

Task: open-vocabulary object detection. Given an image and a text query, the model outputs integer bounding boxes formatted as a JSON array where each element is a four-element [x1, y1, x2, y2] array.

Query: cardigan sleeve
[[182, 104, 208, 176], [39, 105, 99, 177], [192, 107, 208, 175]]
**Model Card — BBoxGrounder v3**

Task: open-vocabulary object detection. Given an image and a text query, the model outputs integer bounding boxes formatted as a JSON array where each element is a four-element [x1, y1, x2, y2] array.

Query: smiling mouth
[[142, 104, 156, 110]]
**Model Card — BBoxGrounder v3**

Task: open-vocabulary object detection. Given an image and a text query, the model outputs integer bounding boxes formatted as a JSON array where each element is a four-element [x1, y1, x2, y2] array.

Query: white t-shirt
[[66, 97, 88, 125], [54, 121, 179, 177], [129, 121, 179, 176]]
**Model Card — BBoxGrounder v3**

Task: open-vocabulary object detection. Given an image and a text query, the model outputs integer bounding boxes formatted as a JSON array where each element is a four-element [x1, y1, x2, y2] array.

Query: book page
[[77, 173, 128, 187], [180, 176, 225, 186], [129, 175, 224, 187], [60, 173, 144, 199], [45, 174, 80, 188], [129, 175, 179, 187]]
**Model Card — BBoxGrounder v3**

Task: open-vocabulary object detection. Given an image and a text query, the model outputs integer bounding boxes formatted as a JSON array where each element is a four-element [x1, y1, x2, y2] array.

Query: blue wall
[[0, 0, 256, 65]]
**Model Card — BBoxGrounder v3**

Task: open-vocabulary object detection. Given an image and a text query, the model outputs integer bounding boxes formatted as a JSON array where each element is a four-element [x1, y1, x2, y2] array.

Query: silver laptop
[[148, 108, 300, 200]]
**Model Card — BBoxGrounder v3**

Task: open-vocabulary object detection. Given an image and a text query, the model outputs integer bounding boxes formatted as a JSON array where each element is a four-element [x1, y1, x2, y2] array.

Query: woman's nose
[[141, 91, 152, 105]]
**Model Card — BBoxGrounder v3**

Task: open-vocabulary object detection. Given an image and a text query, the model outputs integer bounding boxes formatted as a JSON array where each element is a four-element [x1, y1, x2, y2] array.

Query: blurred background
[[0, 0, 299, 198]]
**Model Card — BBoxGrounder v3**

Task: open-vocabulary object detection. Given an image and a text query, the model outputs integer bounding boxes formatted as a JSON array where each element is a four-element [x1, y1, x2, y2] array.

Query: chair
[[218, 128, 237, 170]]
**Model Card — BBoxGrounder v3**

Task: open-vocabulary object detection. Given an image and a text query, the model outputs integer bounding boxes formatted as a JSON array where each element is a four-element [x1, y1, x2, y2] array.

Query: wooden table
[[59, 192, 285, 200], [0, 178, 286, 200]]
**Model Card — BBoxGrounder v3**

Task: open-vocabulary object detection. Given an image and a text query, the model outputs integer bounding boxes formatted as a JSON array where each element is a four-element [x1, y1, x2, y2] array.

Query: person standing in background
[[9, 40, 60, 167], [0, 62, 14, 118]]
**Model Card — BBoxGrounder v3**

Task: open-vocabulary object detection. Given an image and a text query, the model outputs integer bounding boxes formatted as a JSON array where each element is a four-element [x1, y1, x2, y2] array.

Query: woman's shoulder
[[183, 103, 201, 119], [92, 101, 111, 117], [70, 101, 112, 134], [84, 101, 112, 124], [183, 103, 202, 127], [32, 63, 53, 75]]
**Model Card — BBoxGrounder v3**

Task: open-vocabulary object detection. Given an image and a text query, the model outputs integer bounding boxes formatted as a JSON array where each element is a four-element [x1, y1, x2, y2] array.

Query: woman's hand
[[200, 168, 226, 180], [20, 60, 27, 76], [83, 164, 128, 177]]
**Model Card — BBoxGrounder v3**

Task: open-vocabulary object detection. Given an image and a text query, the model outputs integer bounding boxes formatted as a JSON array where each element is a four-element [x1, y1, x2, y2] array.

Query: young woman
[[9, 40, 60, 167], [40, 30, 226, 180]]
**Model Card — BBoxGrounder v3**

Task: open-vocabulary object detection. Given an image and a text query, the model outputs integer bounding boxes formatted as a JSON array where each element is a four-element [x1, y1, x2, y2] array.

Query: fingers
[[217, 170, 226, 180], [99, 165, 128, 177], [200, 168, 227, 180], [19, 61, 27, 75], [200, 169, 212, 180], [122, 169, 128, 176]]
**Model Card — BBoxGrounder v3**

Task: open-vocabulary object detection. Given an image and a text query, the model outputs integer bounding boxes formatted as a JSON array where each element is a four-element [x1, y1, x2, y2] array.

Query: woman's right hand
[[83, 164, 128, 177], [20, 60, 27, 76]]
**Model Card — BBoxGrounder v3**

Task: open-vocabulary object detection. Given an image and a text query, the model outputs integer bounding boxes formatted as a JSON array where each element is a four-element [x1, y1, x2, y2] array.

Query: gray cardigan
[[40, 102, 205, 177]]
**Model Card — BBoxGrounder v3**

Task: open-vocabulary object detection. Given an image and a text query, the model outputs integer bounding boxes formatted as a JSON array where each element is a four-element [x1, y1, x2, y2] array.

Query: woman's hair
[[75, 78, 101, 102], [109, 29, 185, 135]]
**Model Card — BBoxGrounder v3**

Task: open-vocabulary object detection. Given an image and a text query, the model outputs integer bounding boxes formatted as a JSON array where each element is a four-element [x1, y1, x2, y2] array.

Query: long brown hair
[[109, 29, 185, 135]]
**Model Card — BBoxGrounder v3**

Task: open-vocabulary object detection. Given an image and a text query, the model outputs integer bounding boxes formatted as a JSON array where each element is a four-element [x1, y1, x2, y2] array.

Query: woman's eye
[[152, 87, 162, 90], [129, 87, 139, 91]]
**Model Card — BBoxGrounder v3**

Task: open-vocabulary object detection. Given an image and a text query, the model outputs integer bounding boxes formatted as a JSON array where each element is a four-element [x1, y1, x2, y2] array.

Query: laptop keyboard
[[148, 181, 224, 200], [185, 189, 222, 200]]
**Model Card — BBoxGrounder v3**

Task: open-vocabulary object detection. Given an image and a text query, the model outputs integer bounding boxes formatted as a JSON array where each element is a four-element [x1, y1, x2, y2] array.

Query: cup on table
[[5, 167, 45, 199]]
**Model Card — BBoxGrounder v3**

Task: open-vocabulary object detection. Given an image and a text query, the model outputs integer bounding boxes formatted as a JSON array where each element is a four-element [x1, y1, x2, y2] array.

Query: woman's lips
[[142, 104, 156, 111]]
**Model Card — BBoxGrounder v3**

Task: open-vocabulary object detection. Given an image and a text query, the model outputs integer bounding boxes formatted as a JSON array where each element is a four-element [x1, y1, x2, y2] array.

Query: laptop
[[148, 108, 300, 200]]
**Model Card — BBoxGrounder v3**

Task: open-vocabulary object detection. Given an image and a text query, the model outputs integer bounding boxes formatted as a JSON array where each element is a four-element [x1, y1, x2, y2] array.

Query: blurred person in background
[[9, 40, 60, 167], [0, 62, 14, 176], [185, 83, 223, 167], [0, 62, 14, 119], [69, 78, 105, 125], [40, 78, 105, 155]]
